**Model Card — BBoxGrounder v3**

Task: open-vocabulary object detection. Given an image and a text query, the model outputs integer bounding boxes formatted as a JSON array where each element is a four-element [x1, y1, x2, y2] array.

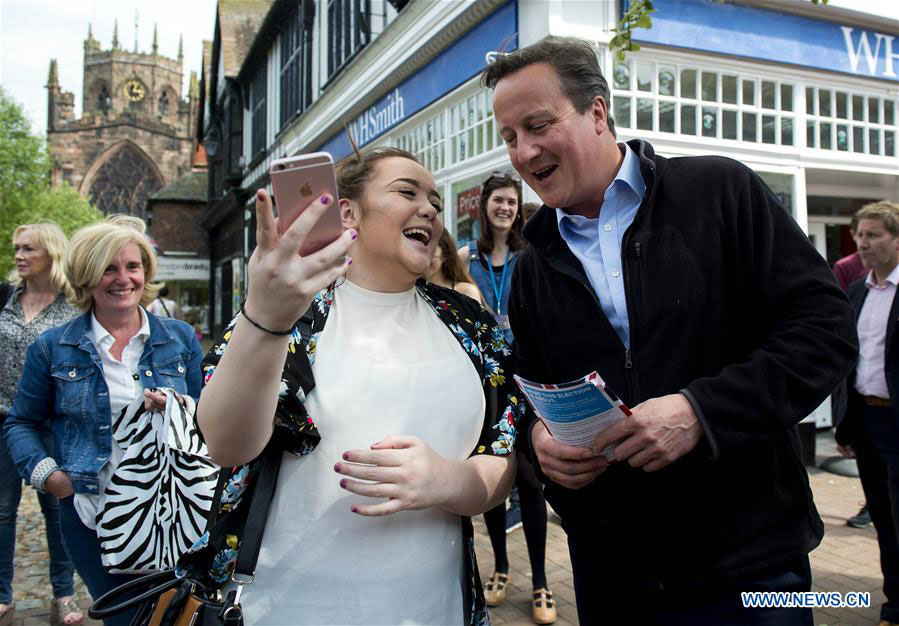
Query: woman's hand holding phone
[[244, 188, 355, 331]]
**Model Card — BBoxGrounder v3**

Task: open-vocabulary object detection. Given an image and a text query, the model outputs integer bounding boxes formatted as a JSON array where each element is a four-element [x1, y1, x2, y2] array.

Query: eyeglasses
[[486, 170, 521, 184]]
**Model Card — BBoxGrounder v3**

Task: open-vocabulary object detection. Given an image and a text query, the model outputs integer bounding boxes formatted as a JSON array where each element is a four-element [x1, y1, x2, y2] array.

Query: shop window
[[448, 88, 500, 166], [781, 85, 793, 112], [613, 95, 631, 129], [280, 0, 316, 128], [818, 90, 831, 117], [701, 72, 717, 102], [757, 172, 794, 216], [762, 81, 776, 110], [836, 125, 849, 151], [722, 75, 737, 105], [659, 101, 675, 133], [744, 80, 756, 106], [637, 98, 653, 130], [701, 107, 717, 137], [637, 62, 652, 92], [392, 86, 502, 175], [762, 115, 776, 144], [610, 58, 796, 146], [806, 85, 897, 156], [395, 112, 445, 173], [658, 67, 675, 97], [781, 118, 793, 146], [852, 95, 864, 121], [743, 112, 757, 142], [614, 61, 630, 90], [681, 104, 696, 135], [869, 98, 880, 124], [723, 110, 737, 140], [836, 92, 848, 119], [819, 122, 832, 150], [680, 69, 696, 99], [853, 126, 865, 153], [870, 129, 880, 154]]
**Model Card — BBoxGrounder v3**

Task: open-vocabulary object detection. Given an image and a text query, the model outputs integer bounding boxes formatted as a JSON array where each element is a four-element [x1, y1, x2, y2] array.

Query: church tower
[[46, 20, 197, 217]]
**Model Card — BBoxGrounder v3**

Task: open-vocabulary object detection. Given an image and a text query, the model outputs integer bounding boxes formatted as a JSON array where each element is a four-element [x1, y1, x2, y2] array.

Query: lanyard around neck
[[484, 248, 510, 315]]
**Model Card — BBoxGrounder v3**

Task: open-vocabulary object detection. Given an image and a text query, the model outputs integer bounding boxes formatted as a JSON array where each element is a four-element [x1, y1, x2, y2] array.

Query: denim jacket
[[3, 310, 203, 494]]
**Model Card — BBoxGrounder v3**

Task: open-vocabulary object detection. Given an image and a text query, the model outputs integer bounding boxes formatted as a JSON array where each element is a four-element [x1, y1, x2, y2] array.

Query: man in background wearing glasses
[[483, 37, 857, 625]]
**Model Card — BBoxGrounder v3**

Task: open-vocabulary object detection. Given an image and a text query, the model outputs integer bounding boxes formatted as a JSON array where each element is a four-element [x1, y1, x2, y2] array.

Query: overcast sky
[[0, 0, 896, 137], [0, 0, 217, 134]]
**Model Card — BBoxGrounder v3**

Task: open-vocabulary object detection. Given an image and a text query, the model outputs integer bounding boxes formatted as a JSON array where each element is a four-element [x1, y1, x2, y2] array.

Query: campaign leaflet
[[513, 371, 631, 461]]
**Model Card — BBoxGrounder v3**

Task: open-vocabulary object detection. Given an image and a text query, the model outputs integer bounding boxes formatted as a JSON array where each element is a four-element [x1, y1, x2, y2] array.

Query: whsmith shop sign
[[631, 0, 899, 82], [319, 1, 517, 158]]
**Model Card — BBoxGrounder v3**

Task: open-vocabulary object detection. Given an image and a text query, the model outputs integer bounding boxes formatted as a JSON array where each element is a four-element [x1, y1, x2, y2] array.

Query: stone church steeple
[[45, 22, 196, 215]]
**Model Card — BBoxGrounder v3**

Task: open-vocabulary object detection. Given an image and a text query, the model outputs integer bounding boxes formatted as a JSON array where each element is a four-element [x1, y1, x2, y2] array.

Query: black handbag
[[89, 442, 282, 626]]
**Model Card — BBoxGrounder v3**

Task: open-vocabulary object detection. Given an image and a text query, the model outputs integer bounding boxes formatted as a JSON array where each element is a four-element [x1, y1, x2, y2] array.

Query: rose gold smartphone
[[269, 152, 342, 256]]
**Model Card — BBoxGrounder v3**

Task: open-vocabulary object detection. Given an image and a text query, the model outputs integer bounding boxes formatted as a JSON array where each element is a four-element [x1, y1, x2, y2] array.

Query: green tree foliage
[[611, 0, 828, 61], [0, 87, 102, 278]]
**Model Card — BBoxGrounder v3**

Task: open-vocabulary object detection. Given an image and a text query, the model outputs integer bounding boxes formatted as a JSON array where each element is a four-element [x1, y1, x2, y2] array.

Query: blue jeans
[[57, 496, 139, 626], [0, 429, 74, 605]]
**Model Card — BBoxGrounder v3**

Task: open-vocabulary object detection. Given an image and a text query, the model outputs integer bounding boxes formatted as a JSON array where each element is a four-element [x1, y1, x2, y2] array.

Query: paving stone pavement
[[8, 433, 882, 625]]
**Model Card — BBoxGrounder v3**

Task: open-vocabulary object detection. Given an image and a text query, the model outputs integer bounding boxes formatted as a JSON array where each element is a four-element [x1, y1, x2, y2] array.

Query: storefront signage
[[629, 0, 899, 83], [349, 89, 406, 146], [456, 186, 481, 219], [319, 1, 517, 157], [156, 257, 210, 281]]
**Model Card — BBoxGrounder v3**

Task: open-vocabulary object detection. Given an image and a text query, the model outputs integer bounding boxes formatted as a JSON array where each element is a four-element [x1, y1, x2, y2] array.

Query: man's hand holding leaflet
[[514, 372, 630, 459]]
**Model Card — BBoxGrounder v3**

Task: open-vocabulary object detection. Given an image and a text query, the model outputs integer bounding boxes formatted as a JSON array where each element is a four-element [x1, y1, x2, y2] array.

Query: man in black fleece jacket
[[484, 37, 858, 625]]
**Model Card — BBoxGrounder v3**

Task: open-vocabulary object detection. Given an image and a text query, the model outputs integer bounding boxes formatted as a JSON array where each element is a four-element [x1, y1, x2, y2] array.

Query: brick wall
[[149, 201, 208, 256]]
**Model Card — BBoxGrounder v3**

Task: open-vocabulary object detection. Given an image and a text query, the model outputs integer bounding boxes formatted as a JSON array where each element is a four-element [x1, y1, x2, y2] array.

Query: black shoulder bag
[[88, 442, 282, 626], [0, 282, 12, 310]]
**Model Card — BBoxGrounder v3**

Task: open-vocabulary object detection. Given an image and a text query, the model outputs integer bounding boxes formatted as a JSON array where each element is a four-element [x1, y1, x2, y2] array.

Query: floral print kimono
[[177, 279, 522, 625]]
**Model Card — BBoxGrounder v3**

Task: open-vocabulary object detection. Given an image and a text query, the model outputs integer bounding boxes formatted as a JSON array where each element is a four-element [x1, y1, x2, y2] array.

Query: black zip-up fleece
[[510, 139, 858, 588]]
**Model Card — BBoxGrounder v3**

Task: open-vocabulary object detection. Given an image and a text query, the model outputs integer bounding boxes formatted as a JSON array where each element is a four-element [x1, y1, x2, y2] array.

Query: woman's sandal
[[52, 596, 84, 626], [531, 588, 557, 625], [0, 603, 15, 626], [483, 571, 510, 607]]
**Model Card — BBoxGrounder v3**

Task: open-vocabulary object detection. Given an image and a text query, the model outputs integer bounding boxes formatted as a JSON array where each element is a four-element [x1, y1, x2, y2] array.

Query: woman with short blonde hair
[[65, 215, 161, 312], [1, 221, 82, 626], [4, 215, 203, 625]]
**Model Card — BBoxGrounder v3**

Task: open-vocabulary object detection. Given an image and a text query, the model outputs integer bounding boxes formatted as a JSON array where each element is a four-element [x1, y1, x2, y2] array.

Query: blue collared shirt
[[556, 143, 646, 348]]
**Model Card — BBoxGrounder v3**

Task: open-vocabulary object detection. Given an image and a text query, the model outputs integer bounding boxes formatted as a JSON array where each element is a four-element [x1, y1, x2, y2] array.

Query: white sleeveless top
[[239, 279, 486, 625]]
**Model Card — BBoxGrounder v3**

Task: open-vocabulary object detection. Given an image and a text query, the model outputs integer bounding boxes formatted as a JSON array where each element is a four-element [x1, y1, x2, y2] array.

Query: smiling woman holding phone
[[183, 146, 520, 625]]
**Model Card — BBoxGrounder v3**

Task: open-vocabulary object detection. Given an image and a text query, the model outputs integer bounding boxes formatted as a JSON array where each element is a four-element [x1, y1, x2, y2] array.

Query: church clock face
[[123, 80, 145, 102]]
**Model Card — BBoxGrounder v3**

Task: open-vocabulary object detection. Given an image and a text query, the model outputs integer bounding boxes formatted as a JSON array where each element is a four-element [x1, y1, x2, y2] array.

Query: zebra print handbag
[[97, 389, 220, 574], [90, 442, 282, 626]]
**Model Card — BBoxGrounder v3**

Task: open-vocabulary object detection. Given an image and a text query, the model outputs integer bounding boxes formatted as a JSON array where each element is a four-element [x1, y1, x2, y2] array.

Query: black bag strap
[[0, 282, 12, 310], [233, 441, 281, 579], [88, 570, 182, 618]]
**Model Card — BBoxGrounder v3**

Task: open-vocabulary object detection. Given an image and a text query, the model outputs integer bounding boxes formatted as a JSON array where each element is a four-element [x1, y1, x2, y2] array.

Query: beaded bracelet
[[240, 303, 293, 336]]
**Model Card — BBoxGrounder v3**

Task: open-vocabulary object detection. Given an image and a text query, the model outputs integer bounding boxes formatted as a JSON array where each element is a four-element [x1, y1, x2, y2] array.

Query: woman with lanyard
[[457, 171, 557, 624]]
